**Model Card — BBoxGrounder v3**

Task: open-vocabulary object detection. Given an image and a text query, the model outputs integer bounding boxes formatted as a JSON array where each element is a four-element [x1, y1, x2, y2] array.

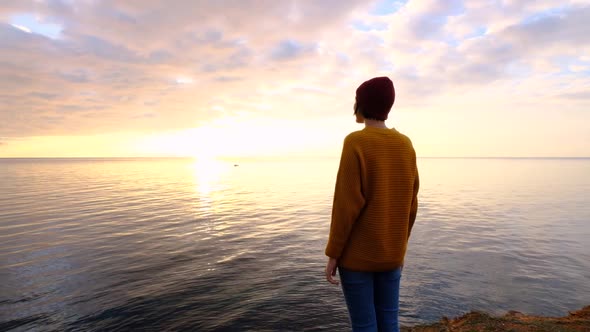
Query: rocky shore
[[402, 305, 590, 332]]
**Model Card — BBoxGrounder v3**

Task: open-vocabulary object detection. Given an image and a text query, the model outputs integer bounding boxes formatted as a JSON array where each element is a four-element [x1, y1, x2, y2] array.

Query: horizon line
[[0, 156, 589, 160]]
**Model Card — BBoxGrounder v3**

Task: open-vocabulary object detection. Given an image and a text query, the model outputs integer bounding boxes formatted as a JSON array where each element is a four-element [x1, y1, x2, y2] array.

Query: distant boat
[[234, 164, 239, 167]]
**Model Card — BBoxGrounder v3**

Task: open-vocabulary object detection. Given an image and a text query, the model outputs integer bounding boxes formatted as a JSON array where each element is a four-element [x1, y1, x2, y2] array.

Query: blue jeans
[[339, 267, 402, 332]]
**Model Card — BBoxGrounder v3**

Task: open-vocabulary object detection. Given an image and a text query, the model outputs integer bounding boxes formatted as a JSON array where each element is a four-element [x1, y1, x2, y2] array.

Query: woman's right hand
[[325, 257, 339, 285]]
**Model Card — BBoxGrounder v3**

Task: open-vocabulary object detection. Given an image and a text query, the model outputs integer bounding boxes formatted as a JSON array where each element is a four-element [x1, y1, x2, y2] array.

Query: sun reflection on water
[[192, 158, 230, 196]]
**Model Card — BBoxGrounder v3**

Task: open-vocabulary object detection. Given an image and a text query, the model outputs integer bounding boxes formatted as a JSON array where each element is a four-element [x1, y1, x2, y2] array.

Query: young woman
[[325, 77, 419, 332]]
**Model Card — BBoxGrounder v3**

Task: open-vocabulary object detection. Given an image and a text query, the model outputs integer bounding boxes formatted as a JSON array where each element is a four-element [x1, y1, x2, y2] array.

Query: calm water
[[1, 157, 589, 331]]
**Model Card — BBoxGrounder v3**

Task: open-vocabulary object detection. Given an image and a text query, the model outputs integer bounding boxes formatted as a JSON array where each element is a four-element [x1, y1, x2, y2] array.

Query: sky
[[0, 0, 589, 158]]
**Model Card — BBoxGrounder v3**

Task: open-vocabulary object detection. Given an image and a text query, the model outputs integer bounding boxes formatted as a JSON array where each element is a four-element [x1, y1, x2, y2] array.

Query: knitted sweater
[[325, 126, 419, 271]]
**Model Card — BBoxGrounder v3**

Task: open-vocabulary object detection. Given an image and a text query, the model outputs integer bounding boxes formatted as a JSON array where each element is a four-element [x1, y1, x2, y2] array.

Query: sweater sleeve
[[408, 165, 419, 239], [325, 137, 366, 259]]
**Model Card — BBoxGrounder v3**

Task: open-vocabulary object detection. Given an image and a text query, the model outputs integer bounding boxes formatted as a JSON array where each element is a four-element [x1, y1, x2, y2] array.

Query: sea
[[1, 157, 589, 331]]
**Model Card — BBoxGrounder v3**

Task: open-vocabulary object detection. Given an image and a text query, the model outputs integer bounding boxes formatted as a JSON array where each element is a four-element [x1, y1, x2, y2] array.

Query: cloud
[[74, 34, 143, 63], [0, 1, 371, 137], [270, 39, 317, 61], [502, 6, 590, 50], [59, 70, 90, 83], [561, 91, 590, 100], [359, 1, 590, 105], [29, 92, 59, 100], [407, 0, 464, 39], [0, 0, 588, 147]]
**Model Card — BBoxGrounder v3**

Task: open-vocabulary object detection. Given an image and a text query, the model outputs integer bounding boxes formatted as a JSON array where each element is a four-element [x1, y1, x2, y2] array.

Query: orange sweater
[[325, 126, 419, 271]]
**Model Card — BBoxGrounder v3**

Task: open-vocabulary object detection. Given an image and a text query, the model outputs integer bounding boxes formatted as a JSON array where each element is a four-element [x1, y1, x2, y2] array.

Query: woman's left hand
[[325, 257, 339, 285]]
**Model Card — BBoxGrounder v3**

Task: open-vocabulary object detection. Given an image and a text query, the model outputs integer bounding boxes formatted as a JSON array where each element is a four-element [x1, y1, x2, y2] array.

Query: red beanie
[[355, 76, 395, 121]]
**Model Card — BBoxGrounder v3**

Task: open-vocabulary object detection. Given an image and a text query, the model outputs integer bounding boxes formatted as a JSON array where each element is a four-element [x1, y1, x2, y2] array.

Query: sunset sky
[[0, 0, 589, 158]]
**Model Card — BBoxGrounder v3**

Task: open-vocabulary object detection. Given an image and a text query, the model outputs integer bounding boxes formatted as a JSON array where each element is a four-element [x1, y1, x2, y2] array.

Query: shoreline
[[402, 305, 590, 331]]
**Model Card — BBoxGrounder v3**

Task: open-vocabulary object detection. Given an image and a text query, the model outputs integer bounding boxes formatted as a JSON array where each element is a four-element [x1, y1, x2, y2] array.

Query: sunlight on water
[[0, 157, 588, 331], [191, 158, 230, 196]]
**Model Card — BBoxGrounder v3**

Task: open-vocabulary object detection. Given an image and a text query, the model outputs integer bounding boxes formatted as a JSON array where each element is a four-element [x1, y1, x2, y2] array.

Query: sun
[[132, 115, 340, 159]]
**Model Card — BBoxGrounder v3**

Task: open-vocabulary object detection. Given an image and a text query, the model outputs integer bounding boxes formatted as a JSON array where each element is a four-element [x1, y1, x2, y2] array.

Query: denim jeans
[[338, 267, 402, 332]]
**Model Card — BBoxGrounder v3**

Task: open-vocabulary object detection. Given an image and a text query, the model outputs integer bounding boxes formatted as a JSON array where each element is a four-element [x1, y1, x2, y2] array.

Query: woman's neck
[[364, 119, 388, 129]]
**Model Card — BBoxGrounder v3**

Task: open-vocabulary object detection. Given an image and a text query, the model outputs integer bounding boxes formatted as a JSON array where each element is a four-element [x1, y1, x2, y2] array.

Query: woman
[[325, 77, 419, 332]]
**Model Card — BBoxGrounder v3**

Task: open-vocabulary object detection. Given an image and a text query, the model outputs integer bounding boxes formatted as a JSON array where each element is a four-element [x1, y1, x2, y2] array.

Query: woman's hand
[[325, 257, 339, 285]]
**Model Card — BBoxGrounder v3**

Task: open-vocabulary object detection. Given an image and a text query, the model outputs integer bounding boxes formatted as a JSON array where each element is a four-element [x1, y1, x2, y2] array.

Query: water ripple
[[1, 158, 589, 330]]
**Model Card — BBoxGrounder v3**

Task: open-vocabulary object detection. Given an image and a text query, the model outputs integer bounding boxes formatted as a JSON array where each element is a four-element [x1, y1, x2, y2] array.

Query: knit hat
[[355, 76, 395, 121]]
